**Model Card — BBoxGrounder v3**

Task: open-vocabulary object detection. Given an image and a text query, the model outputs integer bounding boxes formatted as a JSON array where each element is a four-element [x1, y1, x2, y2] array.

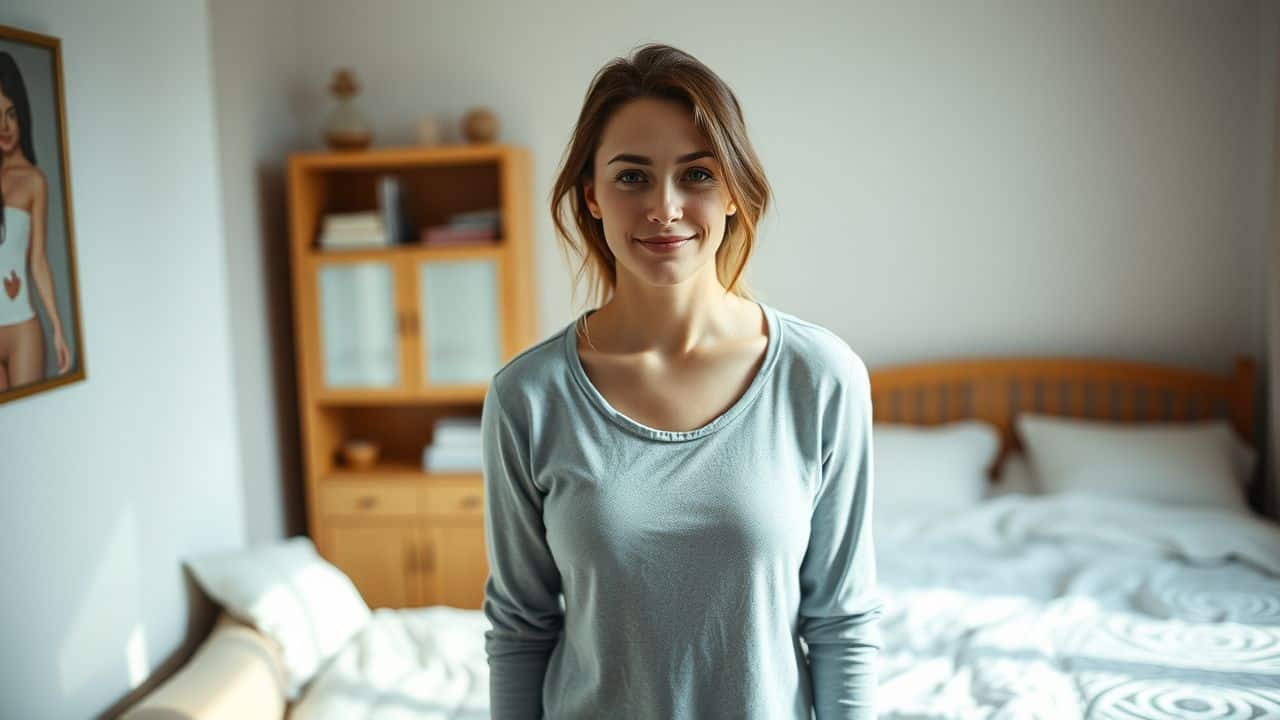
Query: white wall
[[208, 1, 306, 544], [0, 2, 244, 718], [211, 0, 1280, 531]]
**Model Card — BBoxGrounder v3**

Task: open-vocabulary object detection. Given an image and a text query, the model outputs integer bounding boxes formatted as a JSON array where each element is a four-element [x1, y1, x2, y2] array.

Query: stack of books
[[421, 416, 483, 472], [420, 208, 501, 246], [317, 211, 389, 250]]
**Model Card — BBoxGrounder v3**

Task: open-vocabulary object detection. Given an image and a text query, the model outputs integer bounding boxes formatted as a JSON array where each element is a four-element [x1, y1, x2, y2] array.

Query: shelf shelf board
[[290, 142, 518, 170], [304, 243, 504, 264], [324, 458, 481, 483], [315, 385, 488, 406]]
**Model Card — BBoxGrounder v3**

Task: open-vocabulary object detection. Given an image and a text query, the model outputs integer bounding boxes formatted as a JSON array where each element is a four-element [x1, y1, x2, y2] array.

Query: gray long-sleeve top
[[480, 300, 882, 719]]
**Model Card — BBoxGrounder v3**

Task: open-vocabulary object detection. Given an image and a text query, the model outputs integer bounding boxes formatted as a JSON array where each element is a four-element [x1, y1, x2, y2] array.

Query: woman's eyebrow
[[607, 150, 714, 165]]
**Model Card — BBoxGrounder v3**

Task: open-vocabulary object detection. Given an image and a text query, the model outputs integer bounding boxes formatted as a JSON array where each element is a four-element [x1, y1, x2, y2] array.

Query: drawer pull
[[356, 495, 378, 510], [459, 495, 481, 509]]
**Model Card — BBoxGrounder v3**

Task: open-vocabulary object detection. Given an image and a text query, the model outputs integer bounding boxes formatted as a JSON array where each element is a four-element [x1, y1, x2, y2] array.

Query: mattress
[[294, 492, 1280, 719]]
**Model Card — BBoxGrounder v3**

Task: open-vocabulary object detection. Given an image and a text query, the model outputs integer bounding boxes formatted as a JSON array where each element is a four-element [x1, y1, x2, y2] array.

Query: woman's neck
[[589, 277, 752, 357]]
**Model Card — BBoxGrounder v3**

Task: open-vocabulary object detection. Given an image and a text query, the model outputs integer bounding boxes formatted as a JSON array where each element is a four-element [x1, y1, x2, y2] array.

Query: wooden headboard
[[868, 355, 1257, 478]]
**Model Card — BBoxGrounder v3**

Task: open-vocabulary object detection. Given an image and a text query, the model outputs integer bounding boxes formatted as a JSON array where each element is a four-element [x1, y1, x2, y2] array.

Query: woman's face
[[0, 90, 17, 154], [584, 97, 736, 289]]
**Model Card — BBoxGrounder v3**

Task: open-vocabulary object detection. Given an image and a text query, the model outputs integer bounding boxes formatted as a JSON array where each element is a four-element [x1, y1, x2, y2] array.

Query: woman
[[481, 44, 881, 719], [0, 50, 70, 391]]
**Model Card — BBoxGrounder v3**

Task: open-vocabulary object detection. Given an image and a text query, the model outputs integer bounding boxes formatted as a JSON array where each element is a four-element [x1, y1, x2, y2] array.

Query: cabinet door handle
[[460, 494, 481, 510], [407, 543, 418, 573], [356, 495, 377, 510]]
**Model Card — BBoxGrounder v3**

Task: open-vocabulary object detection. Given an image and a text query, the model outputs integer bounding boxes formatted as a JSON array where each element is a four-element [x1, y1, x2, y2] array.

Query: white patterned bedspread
[[875, 492, 1280, 719], [292, 493, 1280, 719]]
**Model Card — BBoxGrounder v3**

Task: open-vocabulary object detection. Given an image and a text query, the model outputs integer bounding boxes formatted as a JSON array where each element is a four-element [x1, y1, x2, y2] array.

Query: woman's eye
[[615, 168, 715, 185]]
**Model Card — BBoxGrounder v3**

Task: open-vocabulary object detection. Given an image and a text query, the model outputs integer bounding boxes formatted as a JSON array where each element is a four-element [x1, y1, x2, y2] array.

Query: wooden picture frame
[[0, 25, 86, 405]]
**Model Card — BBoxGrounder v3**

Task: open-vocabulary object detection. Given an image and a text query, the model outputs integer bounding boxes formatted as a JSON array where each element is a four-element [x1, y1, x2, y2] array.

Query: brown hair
[[550, 43, 773, 311]]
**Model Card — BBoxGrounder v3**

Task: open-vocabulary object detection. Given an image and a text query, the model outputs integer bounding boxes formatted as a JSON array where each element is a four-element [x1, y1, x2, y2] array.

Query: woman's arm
[[798, 350, 884, 719], [481, 383, 564, 719], [27, 171, 70, 372], [27, 172, 61, 335]]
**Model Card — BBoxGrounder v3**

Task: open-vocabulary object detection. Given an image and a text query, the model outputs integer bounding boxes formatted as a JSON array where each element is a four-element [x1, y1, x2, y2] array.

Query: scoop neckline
[[564, 300, 782, 442]]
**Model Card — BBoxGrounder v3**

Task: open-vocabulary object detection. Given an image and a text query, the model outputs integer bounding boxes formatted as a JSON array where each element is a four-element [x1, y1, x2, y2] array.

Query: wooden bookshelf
[[285, 143, 536, 609]]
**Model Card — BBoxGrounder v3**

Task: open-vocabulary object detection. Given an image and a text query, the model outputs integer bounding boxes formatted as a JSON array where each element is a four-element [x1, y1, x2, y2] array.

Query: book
[[319, 231, 389, 249], [433, 417, 483, 447], [422, 444, 482, 472], [318, 211, 389, 249], [377, 176, 405, 244], [323, 210, 382, 229], [448, 208, 501, 231], [420, 225, 498, 246]]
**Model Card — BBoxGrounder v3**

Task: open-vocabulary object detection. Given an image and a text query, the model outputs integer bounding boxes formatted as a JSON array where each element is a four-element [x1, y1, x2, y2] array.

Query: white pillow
[[873, 420, 1001, 521], [987, 451, 1037, 498], [185, 536, 372, 700], [1014, 414, 1256, 512]]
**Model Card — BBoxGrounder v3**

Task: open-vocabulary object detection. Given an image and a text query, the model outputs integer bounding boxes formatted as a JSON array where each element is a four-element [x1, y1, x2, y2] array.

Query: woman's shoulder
[[772, 305, 869, 385], [485, 318, 576, 412], [2, 162, 46, 185], [0, 162, 47, 206]]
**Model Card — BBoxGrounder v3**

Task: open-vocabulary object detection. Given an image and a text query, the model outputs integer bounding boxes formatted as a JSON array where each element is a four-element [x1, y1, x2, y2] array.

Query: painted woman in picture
[[481, 44, 881, 718], [0, 51, 70, 391]]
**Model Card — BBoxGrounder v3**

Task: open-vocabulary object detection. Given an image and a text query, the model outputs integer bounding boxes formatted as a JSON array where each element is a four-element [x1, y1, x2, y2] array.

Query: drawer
[[321, 483, 418, 517], [421, 484, 484, 516]]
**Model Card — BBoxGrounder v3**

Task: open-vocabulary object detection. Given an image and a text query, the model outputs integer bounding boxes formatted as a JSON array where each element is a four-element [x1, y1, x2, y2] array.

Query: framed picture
[[0, 25, 85, 405]]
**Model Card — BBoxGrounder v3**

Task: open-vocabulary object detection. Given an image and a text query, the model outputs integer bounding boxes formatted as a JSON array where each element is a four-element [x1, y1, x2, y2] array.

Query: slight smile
[[635, 234, 694, 246]]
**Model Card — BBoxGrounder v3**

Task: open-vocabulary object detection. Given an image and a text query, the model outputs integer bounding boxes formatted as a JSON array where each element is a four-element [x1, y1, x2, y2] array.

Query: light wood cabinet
[[286, 144, 536, 609]]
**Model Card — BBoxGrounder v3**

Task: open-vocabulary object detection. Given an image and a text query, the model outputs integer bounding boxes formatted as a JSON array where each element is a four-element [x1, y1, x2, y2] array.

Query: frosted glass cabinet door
[[318, 262, 400, 388], [419, 259, 503, 384]]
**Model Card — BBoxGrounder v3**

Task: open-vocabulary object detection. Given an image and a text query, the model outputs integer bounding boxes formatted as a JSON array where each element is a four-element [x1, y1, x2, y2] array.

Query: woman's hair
[[550, 43, 772, 310], [0, 51, 37, 244]]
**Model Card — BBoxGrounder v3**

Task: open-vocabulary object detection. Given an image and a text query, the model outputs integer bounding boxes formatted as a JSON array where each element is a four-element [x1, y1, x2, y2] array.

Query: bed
[[864, 354, 1278, 717], [124, 355, 1278, 719]]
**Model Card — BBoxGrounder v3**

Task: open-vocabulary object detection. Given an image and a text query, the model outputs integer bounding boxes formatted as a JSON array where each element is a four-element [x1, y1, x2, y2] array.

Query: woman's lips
[[636, 234, 694, 252]]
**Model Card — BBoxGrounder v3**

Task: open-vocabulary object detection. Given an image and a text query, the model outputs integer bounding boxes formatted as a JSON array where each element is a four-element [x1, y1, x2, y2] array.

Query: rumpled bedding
[[289, 606, 489, 720], [875, 492, 1280, 718], [292, 493, 1280, 718]]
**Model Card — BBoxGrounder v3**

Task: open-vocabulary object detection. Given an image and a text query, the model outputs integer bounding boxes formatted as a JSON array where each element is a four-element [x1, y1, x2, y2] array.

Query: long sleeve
[[798, 351, 884, 719], [480, 383, 564, 719]]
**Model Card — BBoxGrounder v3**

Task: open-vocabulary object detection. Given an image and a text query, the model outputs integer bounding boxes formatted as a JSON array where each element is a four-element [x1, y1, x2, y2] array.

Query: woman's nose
[[647, 181, 682, 225]]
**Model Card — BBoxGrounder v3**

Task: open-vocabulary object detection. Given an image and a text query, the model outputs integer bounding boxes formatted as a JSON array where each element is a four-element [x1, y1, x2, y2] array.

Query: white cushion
[[987, 451, 1037, 498], [873, 420, 1001, 522], [1014, 414, 1256, 512], [185, 536, 372, 700]]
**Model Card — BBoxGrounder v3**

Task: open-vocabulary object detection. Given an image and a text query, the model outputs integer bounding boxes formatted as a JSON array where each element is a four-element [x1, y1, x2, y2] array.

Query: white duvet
[[875, 492, 1280, 718], [292, 493, 1280, 719], [289, 606, 489, 720]]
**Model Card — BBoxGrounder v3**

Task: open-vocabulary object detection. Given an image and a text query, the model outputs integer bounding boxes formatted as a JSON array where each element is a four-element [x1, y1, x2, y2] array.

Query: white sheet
[[289, 606, 489, 720], [890, 492, 1280, 576], [294, 494, 1280, 718], [875, 493, 1280, 718]]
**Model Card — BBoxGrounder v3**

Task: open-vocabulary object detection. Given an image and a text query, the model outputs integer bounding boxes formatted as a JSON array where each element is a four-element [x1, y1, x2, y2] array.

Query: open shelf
[[316, 403, 482, 478]]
